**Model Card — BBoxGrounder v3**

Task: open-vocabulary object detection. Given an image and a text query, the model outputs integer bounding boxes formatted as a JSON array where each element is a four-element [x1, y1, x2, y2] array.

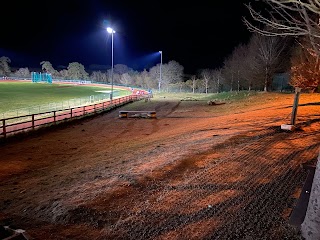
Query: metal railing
[[0, 94, 147, 139], [0, 92, 114, 120]]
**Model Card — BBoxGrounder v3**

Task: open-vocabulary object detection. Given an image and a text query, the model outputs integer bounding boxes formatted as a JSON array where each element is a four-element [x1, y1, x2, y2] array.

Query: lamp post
[[159, 50, 162, 92], [107, 27, 115, 102]]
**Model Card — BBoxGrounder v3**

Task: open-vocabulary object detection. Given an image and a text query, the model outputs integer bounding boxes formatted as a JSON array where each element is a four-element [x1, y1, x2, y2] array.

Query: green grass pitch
[[0, 81, 131, 114]]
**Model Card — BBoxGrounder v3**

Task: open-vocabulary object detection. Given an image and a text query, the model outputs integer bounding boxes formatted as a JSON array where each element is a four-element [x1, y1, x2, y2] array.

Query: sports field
[[0, 81, 131, 116]]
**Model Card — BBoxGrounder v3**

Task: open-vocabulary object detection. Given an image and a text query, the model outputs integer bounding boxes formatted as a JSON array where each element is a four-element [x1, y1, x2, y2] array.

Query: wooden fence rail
[[0, 94, 144, 139]]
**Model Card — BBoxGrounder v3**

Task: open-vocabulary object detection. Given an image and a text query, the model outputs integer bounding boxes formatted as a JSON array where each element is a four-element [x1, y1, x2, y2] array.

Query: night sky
[[0, 0, 252, 74]]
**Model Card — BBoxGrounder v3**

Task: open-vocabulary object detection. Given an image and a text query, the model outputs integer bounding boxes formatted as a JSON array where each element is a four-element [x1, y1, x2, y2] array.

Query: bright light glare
[[159, 51, 162, 54], [107, 27, 115, 33]]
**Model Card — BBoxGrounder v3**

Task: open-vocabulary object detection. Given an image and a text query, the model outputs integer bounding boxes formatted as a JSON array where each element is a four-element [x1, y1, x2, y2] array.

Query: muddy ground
[[0, 92, 320, 240]]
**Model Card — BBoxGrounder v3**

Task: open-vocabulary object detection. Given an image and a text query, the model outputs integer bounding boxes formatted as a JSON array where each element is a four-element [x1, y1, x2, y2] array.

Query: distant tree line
[[1, 0, 320, 93]]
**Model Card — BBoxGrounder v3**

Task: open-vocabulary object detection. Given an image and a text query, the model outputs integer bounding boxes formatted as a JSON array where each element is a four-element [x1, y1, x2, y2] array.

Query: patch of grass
[[0, 82, 131, 113], [153, 91, 258, 101]]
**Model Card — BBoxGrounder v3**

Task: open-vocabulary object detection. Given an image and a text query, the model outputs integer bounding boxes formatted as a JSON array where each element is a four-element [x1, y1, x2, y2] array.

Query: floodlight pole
[[107, 27, 115, 102], [111, 31, 114, 102], [159, 51, 162, 92]]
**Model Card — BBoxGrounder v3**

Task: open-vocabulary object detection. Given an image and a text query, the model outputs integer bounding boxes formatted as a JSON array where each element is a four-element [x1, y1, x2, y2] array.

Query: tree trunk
[[237, 70, 240, 92], [264, 67, 269, 92], [230, 73, 233, 92], [192, 79, 195, 94], [205, 80, 208, 94]]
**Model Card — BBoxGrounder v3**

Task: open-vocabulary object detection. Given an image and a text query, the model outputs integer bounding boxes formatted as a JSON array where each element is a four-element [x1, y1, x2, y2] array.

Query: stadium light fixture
[[159, 51, 162, 92]]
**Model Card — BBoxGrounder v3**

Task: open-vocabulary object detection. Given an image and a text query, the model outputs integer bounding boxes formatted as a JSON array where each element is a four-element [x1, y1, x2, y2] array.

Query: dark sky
[[0, 0, 252, 75]]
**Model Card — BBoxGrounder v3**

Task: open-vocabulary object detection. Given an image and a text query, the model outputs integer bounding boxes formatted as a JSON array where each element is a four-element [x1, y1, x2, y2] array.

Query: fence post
[[71, 108, 73, 118], [291, 87, 301, 125], [83, 106, 85, 116], [2, 119, 6, 138], [94, 104, 96, 113], [32, 114, 35, 130]]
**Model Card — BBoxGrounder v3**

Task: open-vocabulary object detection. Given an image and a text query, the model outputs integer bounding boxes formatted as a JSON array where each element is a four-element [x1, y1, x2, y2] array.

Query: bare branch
[[243, 0, 320, 53]]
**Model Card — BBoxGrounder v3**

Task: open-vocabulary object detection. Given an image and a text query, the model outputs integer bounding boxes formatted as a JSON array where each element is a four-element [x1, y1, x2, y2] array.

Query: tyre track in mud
[[150, 100, 181, 135], [45, 125, 319, 239], [101, 125, 320, 239]]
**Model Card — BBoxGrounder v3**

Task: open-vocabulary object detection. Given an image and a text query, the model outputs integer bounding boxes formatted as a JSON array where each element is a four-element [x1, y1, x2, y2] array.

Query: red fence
[[0, 94, 146, 139]]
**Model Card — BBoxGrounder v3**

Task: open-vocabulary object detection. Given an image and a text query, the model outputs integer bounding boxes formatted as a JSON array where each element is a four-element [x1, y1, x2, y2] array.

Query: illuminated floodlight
[[107, 27, 115, 33]]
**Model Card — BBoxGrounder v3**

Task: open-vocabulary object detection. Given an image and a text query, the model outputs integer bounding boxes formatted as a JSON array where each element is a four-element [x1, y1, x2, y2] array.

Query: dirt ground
[[0, 92, 320, 240]]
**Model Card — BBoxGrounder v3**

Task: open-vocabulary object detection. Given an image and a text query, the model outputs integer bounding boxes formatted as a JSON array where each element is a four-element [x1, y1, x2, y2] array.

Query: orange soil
[[0, 92, 319, 239]]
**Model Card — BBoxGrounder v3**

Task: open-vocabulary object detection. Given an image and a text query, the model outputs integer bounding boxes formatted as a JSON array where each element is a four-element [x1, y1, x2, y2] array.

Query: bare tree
[[107, 64, 133, 84], [200, 69, 213, 94], [164, 60, 184, 84], [244, 0, 320, 54], [0, 56, 11, 76], [290, 39, 320, 92], [14, 68, 30, 78], [140, 70, 152, 89], [59, 69, 69, 79], [149, 60, 184, 92], [131, 69, 153, 89], [223, 56, 235, 92], [67, 62, 89, 80], [186, 75, 197, 93], [40, 61, 58, 76], [241, 45, 260, 91], [119, 73, 133, 86], [223, 44, 248, 92], [256, 34, 287, 91], [134, 71, 143, 88], [113, 64, 132, 75], [196, 79, 206, 93], [212, 69, 223, 93], [229, 44, 248, 91], [171, 81, 187, 92], [91, 71, 108, 83], [149, 64, 161, 88]]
